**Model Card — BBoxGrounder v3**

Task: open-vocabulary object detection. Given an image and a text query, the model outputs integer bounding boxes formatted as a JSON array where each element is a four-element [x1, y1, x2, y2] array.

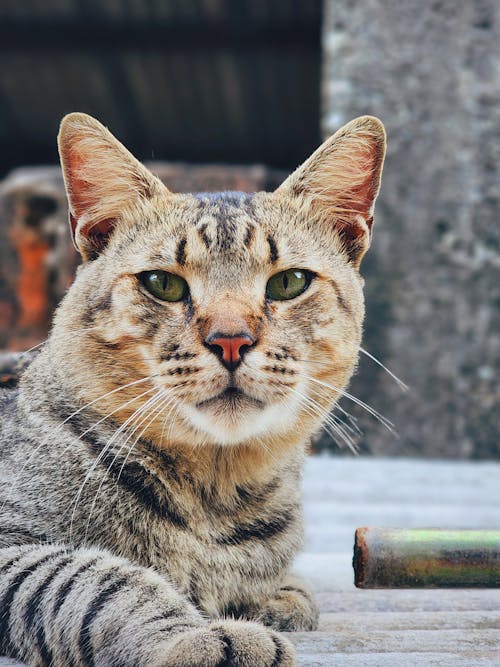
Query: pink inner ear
[[341, 144, 380, 218], [66, 149, 92, 219], [65, 146, 116, 251], [346, 182, 376, 217]]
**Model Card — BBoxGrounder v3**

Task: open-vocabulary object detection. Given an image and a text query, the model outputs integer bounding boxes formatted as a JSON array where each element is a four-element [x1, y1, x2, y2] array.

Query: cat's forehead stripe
[[187, 191, 264, 257], [243, 223, 255, 249], [196, 223, 211, 249], [267, 235, 279, 264], [175, 237, 187, 266]]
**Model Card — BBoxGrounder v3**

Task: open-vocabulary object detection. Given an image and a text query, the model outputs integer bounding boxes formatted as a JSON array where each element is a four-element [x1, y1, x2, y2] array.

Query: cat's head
[[52, 113, 385, 451]]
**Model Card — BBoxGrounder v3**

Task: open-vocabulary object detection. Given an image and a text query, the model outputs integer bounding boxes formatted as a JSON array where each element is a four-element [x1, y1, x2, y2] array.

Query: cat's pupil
[[283, 273, 289, 290], [162, 274, 168, 291]]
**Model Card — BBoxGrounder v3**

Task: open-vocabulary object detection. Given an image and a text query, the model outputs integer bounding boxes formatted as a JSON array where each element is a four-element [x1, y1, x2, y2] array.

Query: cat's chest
[[57, 435, 304, 615], [112, 485, 303, 616]]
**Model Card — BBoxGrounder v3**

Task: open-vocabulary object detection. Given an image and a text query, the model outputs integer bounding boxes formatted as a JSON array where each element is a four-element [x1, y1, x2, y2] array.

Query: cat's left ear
[[276, 116, 386, 268], [58, 113, 169, 260]]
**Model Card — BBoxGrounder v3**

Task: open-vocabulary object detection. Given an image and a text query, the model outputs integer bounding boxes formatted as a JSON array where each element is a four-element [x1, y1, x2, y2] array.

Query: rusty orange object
[[354, 527, 500, 588], [12, 228, 50, 329]]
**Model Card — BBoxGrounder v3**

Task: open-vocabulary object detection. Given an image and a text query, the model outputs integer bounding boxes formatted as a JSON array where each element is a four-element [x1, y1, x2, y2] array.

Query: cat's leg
[[0, 543, 295, 667], [258, 574, 319, 631]]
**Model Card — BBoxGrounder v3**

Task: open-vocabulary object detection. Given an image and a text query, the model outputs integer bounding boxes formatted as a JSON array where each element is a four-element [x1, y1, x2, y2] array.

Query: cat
[[0, 112, 385, 667]]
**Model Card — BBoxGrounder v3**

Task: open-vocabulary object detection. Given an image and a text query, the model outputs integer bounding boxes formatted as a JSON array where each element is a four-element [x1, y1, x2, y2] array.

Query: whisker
[[164, 400, 183, 447], [296, 350, 408, 392], [52, 384, 158, 506], [2, 373, 160, 517], [18, 339, 48, 355], [82, 391, 174, 541], [359, 347, 409, 391], [75, 386, 158, 443], [69, 396, 162, 541], [332, 402, 364, 437], [305, 382, 363, 439], [60, 385, 159, 524], [249, 362, 361, 440], [116, 392, 176, 482], [246, 360, 393, 436], [246, 364, 358, 453], [157, 400, 183, 451], [68, 389, 164, 542], [299, 373, 395, 433], [56, 374, 160, 430], [293, 388, 358, 453]]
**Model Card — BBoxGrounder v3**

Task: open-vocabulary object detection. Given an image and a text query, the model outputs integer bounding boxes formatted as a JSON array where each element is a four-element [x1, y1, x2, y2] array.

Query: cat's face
[[53, 113, 385, 451]]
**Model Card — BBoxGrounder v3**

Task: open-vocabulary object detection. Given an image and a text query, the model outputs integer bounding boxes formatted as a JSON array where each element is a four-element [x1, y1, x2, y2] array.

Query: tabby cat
[[0, 113, 385, 666]]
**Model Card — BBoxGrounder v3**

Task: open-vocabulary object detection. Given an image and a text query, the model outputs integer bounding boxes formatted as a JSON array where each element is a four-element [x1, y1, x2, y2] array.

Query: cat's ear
[[276, 116, 386, 268], [58, 113, 169, 260]]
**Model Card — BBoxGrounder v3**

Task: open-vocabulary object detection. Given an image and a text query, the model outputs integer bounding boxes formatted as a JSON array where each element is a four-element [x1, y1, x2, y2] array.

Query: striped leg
[[0, 544, 295, 667]]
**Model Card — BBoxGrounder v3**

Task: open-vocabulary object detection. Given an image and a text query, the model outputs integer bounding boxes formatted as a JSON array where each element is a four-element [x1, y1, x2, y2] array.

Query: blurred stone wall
[[322, 0, 500, 458]]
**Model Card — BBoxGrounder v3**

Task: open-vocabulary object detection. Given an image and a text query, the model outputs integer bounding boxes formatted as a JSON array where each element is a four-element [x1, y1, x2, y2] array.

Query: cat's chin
[[182, 391, 298, 446], [195, 387, 265, 412]]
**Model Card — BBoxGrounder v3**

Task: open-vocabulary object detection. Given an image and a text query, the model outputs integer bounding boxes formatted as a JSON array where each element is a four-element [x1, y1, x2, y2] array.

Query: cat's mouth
[[196, 387, 265, 411]]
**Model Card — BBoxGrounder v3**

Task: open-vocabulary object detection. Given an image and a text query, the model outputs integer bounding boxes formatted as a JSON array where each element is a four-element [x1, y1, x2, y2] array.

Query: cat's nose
[[205, 333, 255, 371]]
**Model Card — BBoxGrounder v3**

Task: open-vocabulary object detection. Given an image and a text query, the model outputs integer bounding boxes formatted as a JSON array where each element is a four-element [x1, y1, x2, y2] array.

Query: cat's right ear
[[58, 113, 169, 260]]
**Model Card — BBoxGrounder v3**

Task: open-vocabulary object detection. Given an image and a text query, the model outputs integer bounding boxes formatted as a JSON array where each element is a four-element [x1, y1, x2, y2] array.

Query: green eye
[[140, 271, 188, 302], [266, 269, 312, 301]]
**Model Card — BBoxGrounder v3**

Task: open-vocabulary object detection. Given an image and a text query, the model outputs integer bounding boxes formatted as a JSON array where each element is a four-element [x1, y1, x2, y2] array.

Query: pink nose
[[206, 334, 255, 370]]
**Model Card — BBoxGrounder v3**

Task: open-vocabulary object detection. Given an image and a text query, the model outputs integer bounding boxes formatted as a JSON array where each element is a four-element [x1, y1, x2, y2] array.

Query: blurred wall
[[322, 0, 500, 458], [0, 0, 321, 176]]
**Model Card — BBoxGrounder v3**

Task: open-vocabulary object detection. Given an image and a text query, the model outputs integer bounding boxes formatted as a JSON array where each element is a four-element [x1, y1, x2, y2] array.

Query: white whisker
[[292, 387, 358, 453], [116, 393, 176, 482], [359, 347, 408, 391], [299, 373, 395, 433], [82, 390, 174, 541], [332, 402, 363, 436], [304, 382, 363, 439], [68, 389, 164, 542], [2, 374, 159, 517]]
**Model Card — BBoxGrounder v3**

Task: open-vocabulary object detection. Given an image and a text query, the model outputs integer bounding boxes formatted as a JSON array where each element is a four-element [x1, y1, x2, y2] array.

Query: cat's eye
[[266, 269, 312, 301], [139, 271, 188, 302]]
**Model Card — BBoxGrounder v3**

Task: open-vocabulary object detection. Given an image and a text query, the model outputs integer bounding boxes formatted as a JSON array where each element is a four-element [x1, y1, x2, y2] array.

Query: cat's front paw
[[258, 576, 319, 632], [156, 620, 295, 667]]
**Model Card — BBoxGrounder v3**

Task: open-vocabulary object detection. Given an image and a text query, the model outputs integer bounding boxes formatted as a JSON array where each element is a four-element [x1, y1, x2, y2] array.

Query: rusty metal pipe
[[354, 527, 500, 588]]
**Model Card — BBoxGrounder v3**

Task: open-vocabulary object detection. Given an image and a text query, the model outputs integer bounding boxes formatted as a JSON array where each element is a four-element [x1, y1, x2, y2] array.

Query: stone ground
[[1, 455, 499, 666]]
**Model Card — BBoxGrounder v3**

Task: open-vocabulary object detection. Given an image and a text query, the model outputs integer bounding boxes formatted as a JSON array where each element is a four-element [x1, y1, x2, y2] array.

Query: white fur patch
[[180, 386, 307, 446]]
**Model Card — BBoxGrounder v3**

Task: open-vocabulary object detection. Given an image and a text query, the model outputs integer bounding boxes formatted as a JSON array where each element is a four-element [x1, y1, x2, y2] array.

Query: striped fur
[[0, 113, 385, 666]]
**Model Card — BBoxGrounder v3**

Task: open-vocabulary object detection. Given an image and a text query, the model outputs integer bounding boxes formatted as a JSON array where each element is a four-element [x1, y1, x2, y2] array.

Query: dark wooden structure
[[0, 0, 321, 177]]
